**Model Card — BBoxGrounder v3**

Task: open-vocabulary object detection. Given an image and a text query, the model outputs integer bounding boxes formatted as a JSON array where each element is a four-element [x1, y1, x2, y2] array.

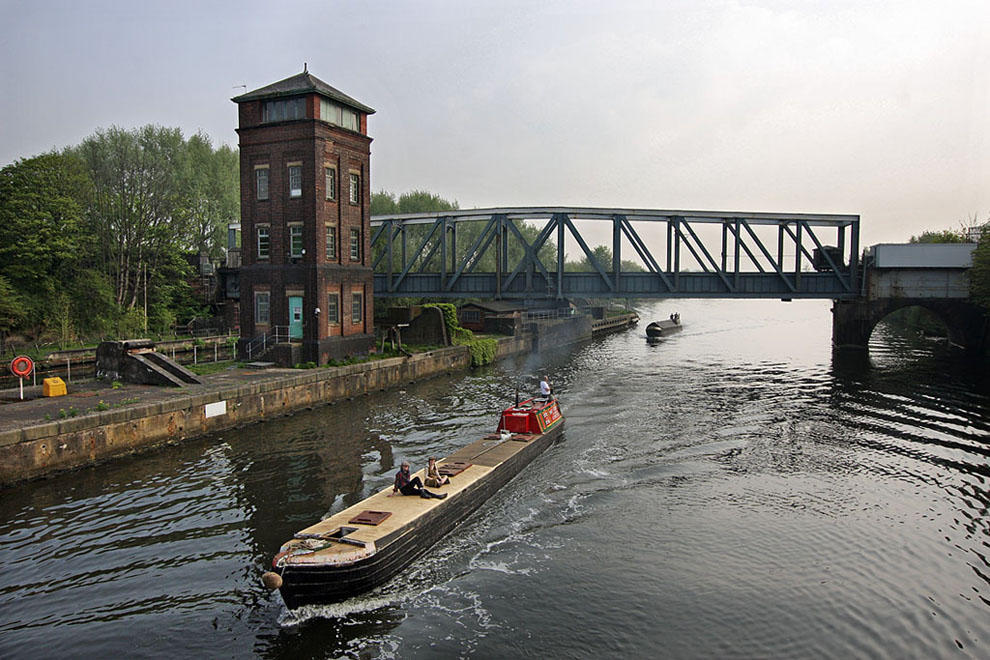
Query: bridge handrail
[[372, 206, 859, 226]]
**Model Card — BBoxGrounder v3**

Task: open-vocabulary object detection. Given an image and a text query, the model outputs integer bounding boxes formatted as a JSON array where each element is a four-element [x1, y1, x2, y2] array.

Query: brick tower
[[233, 69, 375, 364]]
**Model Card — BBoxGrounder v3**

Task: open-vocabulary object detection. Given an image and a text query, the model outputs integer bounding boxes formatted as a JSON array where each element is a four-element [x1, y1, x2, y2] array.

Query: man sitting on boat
[[425, 456, 450, 488], [393, 461, 447, 499]]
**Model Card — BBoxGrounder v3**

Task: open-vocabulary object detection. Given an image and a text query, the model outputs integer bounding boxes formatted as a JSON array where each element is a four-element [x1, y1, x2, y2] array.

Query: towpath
[[0, 365, 296, 436]]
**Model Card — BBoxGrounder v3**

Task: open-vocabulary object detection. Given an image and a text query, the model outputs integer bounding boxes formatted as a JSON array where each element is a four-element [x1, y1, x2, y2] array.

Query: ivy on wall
[[424, 303, 497, 367]]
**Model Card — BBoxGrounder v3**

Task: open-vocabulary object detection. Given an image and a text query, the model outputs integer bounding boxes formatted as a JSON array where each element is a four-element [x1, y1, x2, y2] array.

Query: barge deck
[[265, 396, 564, 608]]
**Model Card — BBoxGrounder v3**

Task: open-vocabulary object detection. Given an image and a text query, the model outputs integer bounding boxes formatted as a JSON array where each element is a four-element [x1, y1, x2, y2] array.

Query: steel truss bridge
[[371, 207, 860, 301]]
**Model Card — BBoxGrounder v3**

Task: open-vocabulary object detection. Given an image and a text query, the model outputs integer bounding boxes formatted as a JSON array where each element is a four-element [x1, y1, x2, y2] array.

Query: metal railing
[[243, 326, 291, 360], [0, 338, 240, 391]]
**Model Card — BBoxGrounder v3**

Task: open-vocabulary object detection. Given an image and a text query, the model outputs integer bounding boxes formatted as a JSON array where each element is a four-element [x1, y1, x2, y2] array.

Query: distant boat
[[646, 313, 682, 339]]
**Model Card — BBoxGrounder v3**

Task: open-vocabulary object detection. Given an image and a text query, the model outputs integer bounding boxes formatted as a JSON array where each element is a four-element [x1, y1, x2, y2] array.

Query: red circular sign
[[10, 355, 34, 378]]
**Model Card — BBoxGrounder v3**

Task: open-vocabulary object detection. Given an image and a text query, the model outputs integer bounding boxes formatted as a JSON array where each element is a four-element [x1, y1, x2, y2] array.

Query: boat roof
[[287, 428, 545, 561]]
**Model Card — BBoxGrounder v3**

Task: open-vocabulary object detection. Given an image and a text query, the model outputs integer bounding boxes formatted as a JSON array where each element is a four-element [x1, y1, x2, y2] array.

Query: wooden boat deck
[[286, 432, 540, 564]]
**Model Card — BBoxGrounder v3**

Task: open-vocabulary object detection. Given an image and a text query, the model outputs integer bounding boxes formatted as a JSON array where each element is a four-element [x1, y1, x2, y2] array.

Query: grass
[[187, 360, 237, 376]]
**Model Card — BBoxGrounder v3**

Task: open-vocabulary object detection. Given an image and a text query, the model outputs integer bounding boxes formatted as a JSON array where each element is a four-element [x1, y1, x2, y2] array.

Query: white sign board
[[205, 400, 227, 418]]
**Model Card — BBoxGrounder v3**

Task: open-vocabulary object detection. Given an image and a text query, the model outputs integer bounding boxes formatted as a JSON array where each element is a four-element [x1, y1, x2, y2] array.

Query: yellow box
[[43, 377, 67, 397]]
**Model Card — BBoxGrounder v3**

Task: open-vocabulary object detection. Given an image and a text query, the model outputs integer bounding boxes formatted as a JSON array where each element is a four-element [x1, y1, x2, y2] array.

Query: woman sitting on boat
[[394, 461, 446, 499], [425, 456, 450, 488]]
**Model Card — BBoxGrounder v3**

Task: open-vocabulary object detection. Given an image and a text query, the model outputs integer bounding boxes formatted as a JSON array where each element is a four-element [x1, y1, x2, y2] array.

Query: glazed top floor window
[[263, 97, 306, 123], [319, 98, 359, 132]]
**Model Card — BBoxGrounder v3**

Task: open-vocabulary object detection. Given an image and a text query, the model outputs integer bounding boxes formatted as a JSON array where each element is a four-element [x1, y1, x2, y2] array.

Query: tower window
[[255, 291, 270, 324], [350, 228, 360, 261], [342, 108, 358, 131], [263, 98, 305, 122], [320, 98, 360, 132], [327, 293, 339, 324], [257, 226, 270, 259], [326, 225, 336, 260], [325, 167, 336, 200], [288, 165, 302, 198], [351, 291, 363, 324], [349, 173, 359, 204], [289, 225, 303, 258], [256, 167, 269, 200]]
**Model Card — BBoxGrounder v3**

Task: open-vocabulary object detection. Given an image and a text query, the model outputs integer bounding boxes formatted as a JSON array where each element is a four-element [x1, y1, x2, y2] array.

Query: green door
[[289, 296, 303, 339]]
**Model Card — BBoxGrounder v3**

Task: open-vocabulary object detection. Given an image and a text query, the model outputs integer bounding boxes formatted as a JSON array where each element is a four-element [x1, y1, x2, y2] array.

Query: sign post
[[10, 355, 34, 400]]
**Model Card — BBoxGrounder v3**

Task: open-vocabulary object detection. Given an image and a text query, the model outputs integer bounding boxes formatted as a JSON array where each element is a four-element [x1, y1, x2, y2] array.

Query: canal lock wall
[[0, 336, 549, 486], [0, 313, 634, 486]]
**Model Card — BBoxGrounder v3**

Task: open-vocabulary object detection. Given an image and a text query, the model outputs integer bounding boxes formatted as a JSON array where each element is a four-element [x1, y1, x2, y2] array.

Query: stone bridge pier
[[832, 298, 988, 351]]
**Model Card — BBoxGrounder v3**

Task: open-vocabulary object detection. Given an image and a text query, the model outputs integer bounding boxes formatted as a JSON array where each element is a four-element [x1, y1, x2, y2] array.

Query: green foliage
[[970, 229, 990, 311], [72, 125, 237, 314], [909, 229, 966, 243], [451, 333, 497, 366], [68, 269, 118, 337], [184, 133, 239, 259], [562, 244, 646, 272], [371, 189, 459, 216], [396, 190, 459, 214], [884, 306, 947, 336], [94, 400, 110, 411], [371, 190, 398, 215], [371, 189, 556, 277], [117, 308, 146, 338], [187, 360, 235, 376], [0, 275, 27, 336], [2, 127, 237, 343], [111, 380, 123, 389], [422, 302, 498, 366], [424, 302, 459, 333], [0, 152, 90, 330]]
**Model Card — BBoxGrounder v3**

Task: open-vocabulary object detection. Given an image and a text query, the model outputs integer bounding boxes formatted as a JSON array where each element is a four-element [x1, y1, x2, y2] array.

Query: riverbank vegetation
[[0, 126, 237, 354], [910, 219, 990, 313]]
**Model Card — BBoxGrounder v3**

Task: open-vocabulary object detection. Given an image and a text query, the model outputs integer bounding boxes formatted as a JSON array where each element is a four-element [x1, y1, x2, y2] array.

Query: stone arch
[[832, 298, 988, 350]]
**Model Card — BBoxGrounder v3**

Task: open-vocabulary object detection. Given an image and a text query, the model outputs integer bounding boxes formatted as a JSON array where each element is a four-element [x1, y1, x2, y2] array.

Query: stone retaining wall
[[1, 340, 537, 485]]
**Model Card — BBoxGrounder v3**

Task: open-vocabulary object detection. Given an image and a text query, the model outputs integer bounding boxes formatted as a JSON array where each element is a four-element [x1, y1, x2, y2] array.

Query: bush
[[465, 337, 497, 366], [424, 302, 460, 340]]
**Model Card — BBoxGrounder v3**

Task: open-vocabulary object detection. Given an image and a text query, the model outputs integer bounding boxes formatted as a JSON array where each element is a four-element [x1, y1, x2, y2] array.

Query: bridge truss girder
[[370, 207, 860, 300]]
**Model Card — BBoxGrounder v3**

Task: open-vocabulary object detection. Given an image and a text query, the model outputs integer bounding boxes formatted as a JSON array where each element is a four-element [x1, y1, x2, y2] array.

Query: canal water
[[1, 299, 987, 658]]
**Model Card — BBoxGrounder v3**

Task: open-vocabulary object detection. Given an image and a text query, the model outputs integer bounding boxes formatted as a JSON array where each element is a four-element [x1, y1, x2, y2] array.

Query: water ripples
[[1, 300, 989, 658]]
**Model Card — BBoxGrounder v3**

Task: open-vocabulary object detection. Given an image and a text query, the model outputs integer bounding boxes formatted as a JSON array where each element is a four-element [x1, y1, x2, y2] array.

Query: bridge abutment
[[832, 298, 988, 351]]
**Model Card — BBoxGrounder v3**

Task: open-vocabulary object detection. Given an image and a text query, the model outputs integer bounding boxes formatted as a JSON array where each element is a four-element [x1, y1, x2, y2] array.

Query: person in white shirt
[[539, 376, 553, 398]]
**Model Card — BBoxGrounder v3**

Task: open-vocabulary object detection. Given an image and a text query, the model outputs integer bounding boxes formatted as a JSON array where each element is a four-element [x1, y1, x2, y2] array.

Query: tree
[[74, 126, 186, 309], [183, 133, 239, 259], [72, 125, 238, 315], [371, 190, 398, 215], [0, 152, 91, 332], [396, 190, 458, 214], [970, 227, 990, 311], [0, 275, 27, 354], [909, 229, 965, 243]]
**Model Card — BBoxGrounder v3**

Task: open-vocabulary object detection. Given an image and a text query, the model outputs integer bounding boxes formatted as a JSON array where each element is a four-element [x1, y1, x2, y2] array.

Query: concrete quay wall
[[0, 338, 532, 486]]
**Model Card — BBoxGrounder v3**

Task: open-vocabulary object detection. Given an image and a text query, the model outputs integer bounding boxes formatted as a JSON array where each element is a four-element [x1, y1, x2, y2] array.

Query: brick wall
[[235, 92, 374, 361]]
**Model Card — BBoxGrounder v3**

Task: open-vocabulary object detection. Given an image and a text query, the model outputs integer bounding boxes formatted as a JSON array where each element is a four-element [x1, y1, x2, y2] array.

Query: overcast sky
[[2, 0, 988, 246]]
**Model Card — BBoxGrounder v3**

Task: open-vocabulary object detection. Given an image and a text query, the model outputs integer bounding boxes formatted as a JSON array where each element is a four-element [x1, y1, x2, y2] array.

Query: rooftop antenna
[[233, 84, 246, 92], [303, 62, 308, 73]]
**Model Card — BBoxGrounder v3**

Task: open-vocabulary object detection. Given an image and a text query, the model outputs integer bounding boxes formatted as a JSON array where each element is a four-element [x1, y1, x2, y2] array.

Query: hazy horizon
[[2, 0, 987, 247]]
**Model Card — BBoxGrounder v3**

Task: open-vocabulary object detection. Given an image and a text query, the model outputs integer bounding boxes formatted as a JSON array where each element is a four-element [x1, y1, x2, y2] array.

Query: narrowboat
[[262, 395, 564, 608], [646, 313, 682, 338]]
